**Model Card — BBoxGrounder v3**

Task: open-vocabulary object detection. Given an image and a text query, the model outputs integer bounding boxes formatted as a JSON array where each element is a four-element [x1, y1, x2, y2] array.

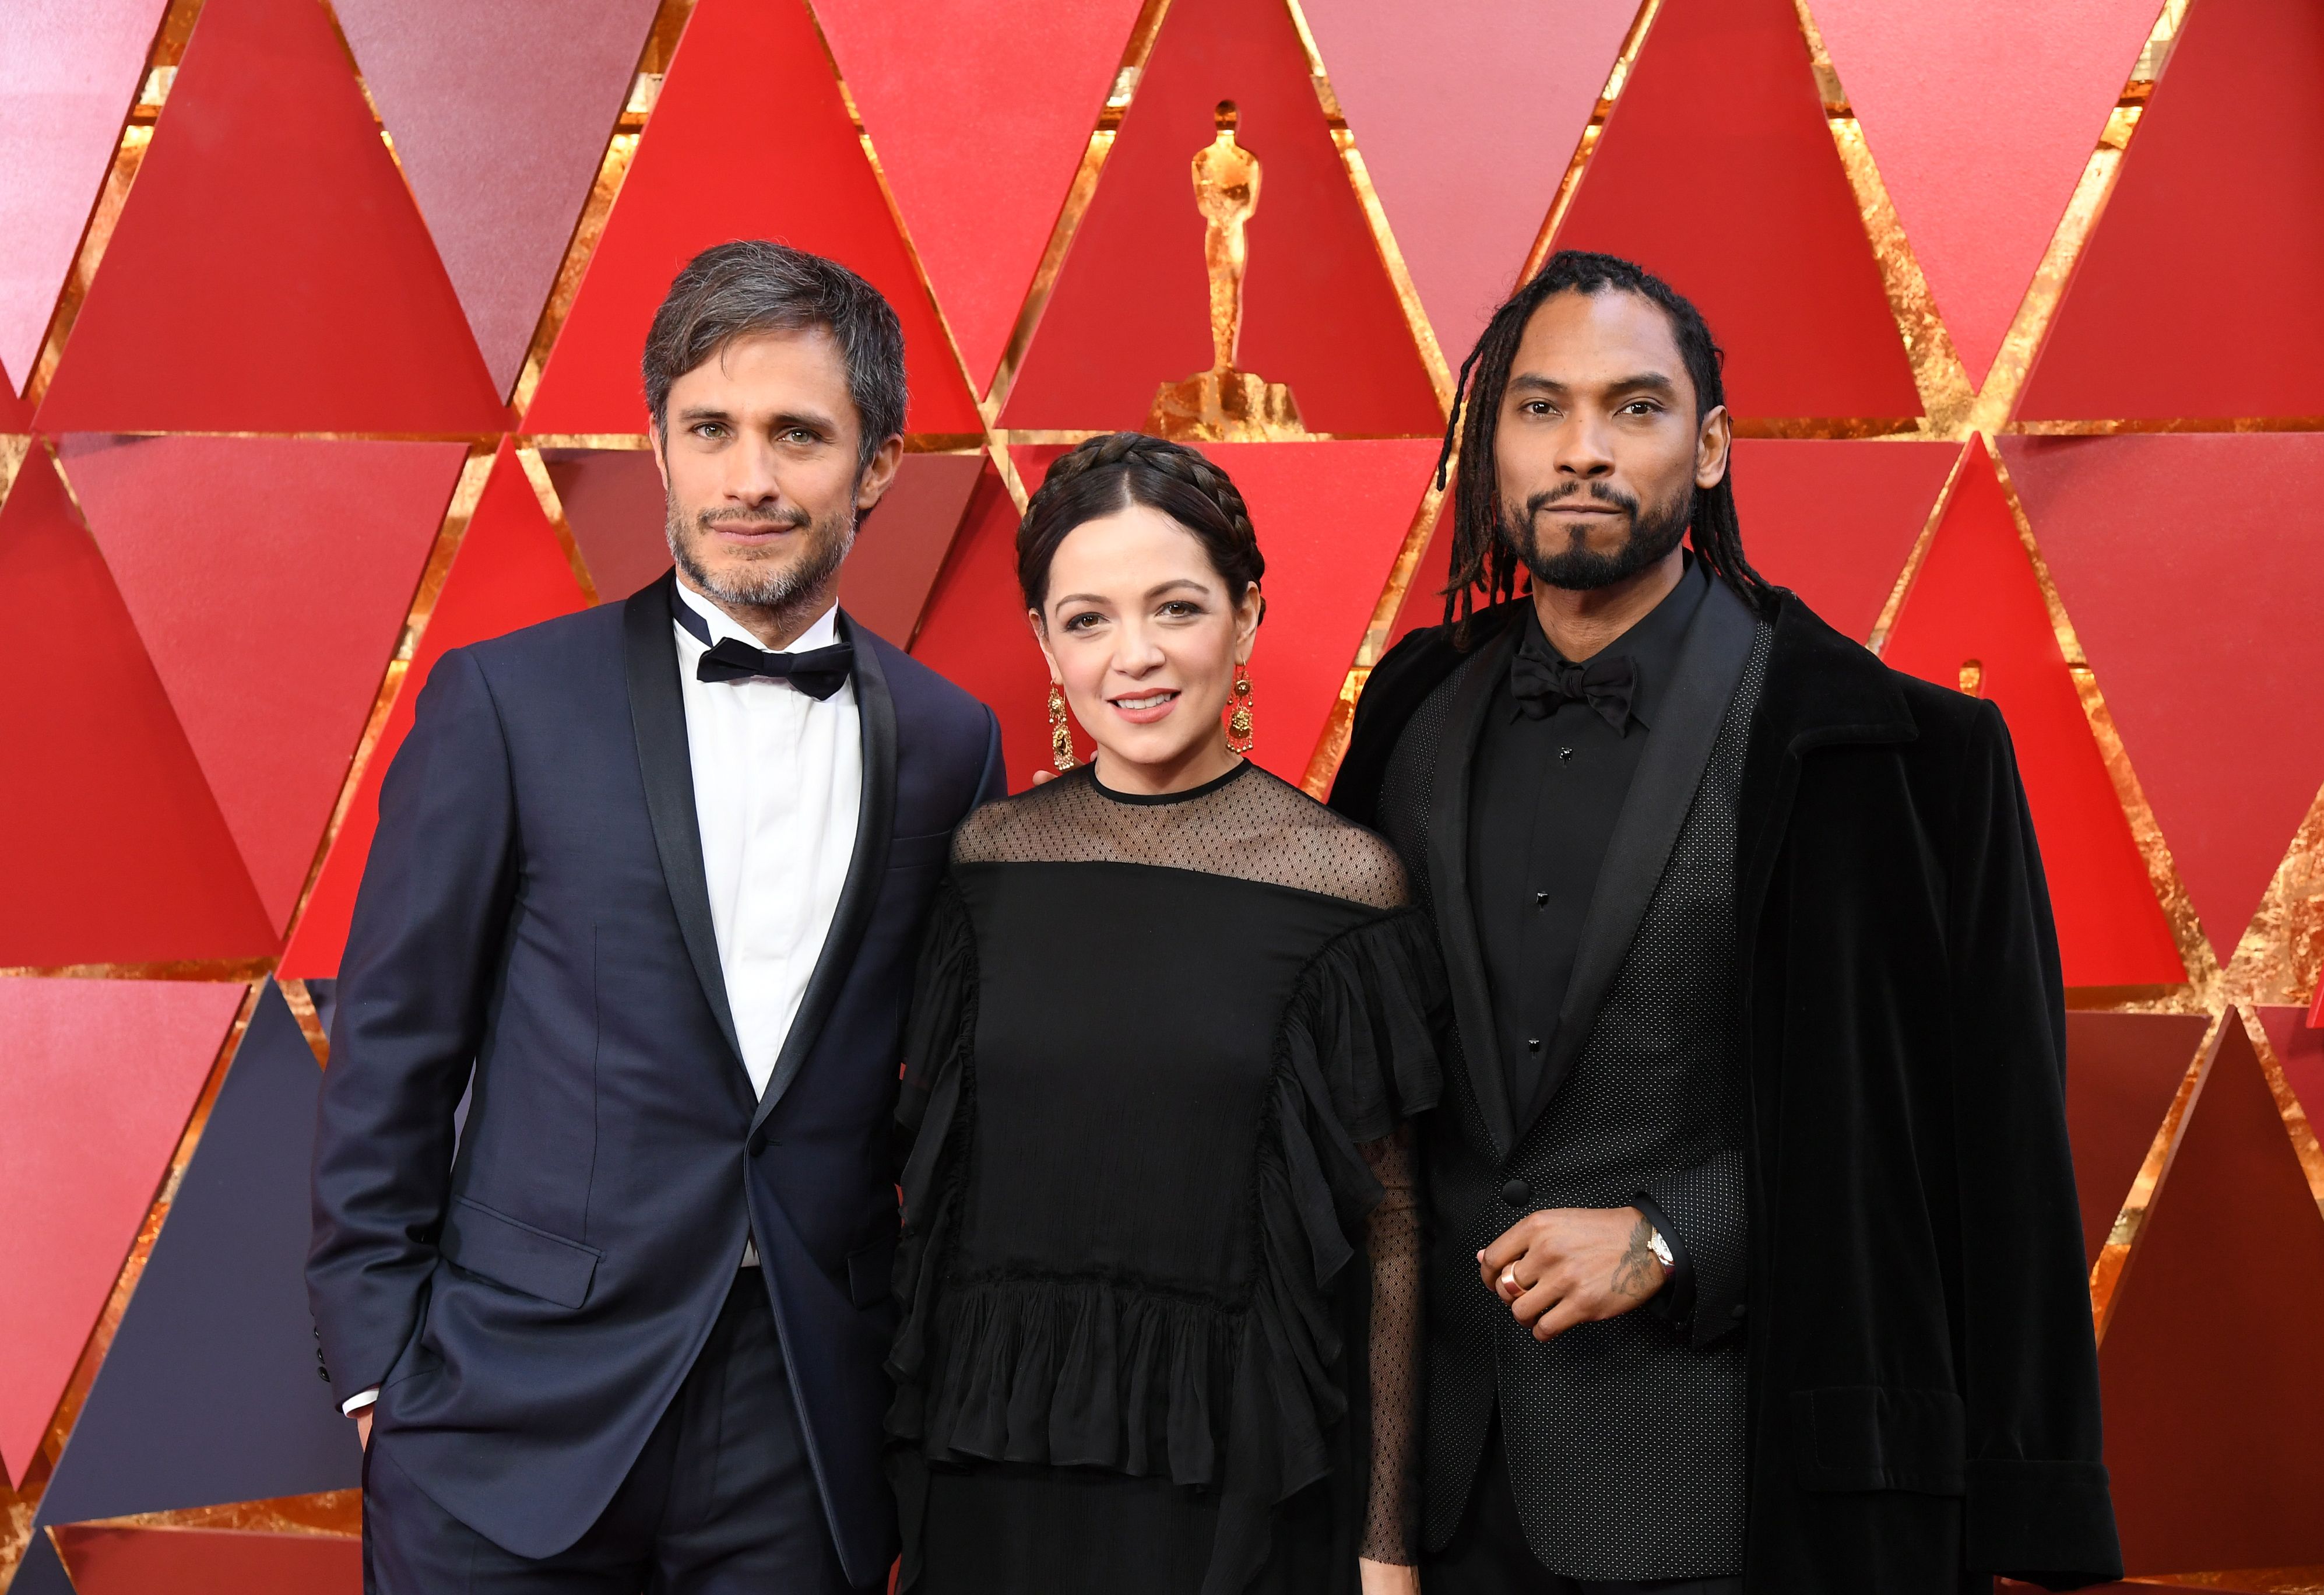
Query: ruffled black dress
[[889, 761, 1444, 1594]]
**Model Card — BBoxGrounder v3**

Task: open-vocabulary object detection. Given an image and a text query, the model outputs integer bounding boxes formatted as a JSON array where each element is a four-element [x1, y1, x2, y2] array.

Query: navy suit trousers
[[363, 1273, 852, 1594]]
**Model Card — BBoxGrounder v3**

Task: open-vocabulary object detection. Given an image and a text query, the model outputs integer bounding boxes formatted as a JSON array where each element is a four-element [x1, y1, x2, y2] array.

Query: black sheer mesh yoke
[[951, 761, 1410, 910], [890, 761, 1444, 1594]]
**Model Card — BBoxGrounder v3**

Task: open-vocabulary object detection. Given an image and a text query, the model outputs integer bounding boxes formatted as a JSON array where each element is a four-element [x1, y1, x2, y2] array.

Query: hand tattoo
[[1609, 1215, 1664, 1304]]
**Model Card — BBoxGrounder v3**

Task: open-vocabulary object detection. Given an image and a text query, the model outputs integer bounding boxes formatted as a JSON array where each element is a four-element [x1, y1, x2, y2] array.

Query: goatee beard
[[1499, 479, 1693, 592], [665, 498, 856, 624]]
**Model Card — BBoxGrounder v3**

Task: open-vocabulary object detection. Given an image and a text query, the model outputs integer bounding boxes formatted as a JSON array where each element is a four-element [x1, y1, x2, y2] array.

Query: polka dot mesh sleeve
[[1359, 1124, 1422, 1565]]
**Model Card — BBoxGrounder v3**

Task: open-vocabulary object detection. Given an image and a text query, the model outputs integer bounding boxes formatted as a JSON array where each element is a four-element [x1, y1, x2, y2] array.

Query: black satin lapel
[[1427, 627, 1522, 1162], [754, 612, 896, 1127], [1524, 579, 1757, 1132], [624, 572, 746, 1074]]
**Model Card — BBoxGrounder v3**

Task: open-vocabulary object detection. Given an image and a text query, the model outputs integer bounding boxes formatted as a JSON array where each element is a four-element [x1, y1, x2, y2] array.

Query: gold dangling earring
[[1226, 669, 1255, 755], [1047, 683, 1078, 771]]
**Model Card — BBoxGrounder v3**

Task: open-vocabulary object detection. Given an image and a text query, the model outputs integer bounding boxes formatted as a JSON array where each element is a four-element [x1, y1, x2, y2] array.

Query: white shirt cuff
[[342, 1387, 379, 1415]]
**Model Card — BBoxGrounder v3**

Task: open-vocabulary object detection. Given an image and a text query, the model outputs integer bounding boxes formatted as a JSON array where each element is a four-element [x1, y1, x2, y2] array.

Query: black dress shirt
[[1469, 558, 1709, 1118], [1468, 561, 1711, 1308]]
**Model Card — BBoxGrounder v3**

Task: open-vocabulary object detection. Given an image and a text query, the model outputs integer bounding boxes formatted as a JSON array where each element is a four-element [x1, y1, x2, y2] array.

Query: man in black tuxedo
[[1331, 252, 2120, 1593], [310, 241, 1001, 1592]]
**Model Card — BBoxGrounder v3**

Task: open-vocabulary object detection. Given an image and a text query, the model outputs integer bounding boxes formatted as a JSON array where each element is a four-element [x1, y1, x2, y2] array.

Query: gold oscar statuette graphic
[[1148, 100, 1307, 442]]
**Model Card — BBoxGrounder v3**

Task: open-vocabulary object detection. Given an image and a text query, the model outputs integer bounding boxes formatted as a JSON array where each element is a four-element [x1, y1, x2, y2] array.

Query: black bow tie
[[696, 637, 855, 699], [1510, 638, 1637, 730]]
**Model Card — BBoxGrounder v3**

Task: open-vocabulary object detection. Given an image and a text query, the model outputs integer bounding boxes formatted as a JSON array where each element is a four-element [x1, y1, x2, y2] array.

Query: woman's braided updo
[[1017, 431, 1265, 613]]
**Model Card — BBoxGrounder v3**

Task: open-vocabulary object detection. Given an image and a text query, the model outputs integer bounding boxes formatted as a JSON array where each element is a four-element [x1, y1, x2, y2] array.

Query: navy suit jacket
[[308, 572, 1001, 1583]]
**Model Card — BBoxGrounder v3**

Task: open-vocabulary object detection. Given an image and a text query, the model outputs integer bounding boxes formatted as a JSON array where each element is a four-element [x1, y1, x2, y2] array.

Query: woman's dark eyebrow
[[1052, 578, 1214, 610]]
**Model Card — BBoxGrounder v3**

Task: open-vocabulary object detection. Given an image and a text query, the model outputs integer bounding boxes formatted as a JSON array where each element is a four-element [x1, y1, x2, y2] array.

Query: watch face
[[1649, 1231, 1675, 1269]]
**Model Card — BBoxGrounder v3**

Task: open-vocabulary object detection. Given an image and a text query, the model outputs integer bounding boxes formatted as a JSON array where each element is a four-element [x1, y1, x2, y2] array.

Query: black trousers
[[1425, 1413, 1742, 1595], [364, 1272, 852, 1594]]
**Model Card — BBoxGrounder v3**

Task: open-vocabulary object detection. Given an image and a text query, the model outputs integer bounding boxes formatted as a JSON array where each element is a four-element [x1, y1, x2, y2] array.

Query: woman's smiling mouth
[[1108, 689, 1180, 723]]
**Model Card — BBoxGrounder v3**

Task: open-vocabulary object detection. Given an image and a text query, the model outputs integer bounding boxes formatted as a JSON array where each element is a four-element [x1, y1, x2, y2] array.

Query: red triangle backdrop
[[2256, 1006, 2324, 1123], [1382, 488, 1454, 655], [0, 0, 167, 395], [523, 0, 980, 438], [1553, 0, 1921, 421], [1299, 0, 1639, 366], [1725, 437, 1956, 641], [1879, 440, 2182, 989], [0, 449, 272, 964], [1000, 0, 1441, 437], [55, 1524, 360, 1595], [2063, 1009, 2209, 1266], [333, 0, 660, 398], [0, 977, 242, 1487], [2003, 434, 2324, 958], [2098, 1016, 2324, 1573], [59, 435, 468, 934], [280, 442, 588, 979], [2018, 0, 2324, 420], [1195, 440, 1439, 782], [838, 452, 987, 647], [540, 448, 668, 603], [1809, 0, 2158, 387], [813, 0, 1144, 396], [908, 451, 1056, 789], [34, 0, 504, 434]]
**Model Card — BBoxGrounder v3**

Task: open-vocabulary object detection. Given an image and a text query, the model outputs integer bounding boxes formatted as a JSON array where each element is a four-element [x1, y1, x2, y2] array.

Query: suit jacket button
[[317, 1366, 331, 1383], [747, 1130, 767, 1157], [1500, 1176, 1530, 1207], [1732, 1303, 1747, 1320]]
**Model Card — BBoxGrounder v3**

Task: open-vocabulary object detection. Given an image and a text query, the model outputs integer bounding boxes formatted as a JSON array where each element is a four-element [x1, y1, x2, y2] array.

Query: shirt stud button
[[1535, 891, 1548, 907], [1526, 1037, 1542, 1052], [1558, 747, 1573, 761]]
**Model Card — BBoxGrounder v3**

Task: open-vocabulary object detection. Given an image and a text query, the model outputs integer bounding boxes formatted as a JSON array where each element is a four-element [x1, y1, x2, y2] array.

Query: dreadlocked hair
[[1433, 249, 1778, 637], [1018, 431, 1265, 612]]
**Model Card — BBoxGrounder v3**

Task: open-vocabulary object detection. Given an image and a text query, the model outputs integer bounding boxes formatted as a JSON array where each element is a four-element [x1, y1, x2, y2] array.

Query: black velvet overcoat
[[1331, 589, 2122, 1593]]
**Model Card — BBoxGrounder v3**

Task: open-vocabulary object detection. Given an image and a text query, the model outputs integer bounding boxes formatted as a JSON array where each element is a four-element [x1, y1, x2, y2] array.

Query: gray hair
[[641, 240, 908, 466]]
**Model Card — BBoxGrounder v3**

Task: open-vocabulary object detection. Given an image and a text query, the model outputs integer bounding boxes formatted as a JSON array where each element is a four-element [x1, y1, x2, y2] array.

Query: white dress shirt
[[671, 580, 863, 1097], [342, 583, 864, 1413]]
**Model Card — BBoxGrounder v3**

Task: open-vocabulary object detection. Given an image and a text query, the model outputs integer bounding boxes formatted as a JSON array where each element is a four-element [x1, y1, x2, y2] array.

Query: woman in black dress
[[889, 433, 1442, 1594]]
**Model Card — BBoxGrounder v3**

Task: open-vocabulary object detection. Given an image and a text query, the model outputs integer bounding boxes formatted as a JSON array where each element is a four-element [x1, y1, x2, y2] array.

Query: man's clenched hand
[[1478, 1205, 1669, 1341]]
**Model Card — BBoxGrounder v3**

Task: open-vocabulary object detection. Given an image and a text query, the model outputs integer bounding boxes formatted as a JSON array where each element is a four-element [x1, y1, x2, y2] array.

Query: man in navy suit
[[310, 241, 1003, 1592]]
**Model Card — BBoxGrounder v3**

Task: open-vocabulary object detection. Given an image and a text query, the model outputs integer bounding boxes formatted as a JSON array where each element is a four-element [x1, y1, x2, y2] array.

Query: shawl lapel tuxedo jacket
[[1332, 587, 2121, 1593], [1363, 579, 1766, 1581], [309, 572, 1001, 1585]]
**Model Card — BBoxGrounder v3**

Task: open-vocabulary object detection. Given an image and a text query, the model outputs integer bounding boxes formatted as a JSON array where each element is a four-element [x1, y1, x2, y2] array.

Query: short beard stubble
[[665, 494, 857, 629], [1499, 477, 1694, 593]]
